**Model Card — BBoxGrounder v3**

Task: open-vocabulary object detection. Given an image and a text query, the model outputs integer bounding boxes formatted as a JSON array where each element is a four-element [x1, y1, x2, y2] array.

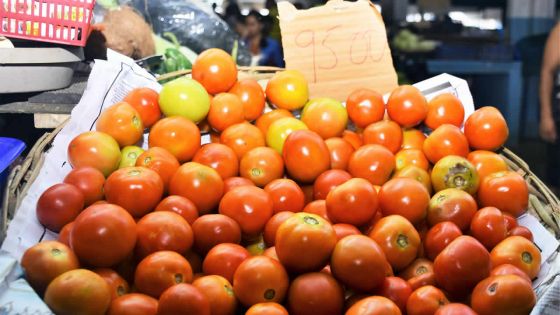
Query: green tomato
[[119, 145, 144, 169], [266, 117, 308, 154], [158, 77, 210, 123]]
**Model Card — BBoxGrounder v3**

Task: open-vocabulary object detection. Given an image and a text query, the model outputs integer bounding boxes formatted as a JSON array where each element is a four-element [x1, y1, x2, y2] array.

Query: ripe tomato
[[265, 70, 309, 110], [348, 144, 395, 185], [192, 214, 241, 254], [44, 269, 111, 315], [229, 78, 265, 121], [395, 149, 429, 171], [157, 283, 210, 315], [302, 200, 329, 222], [342, 130, 363, 150], [136, 212, 194, 258], [263, 211, 295, 247], [63, 167, 104, 206], [255, 109, 293, 136], [379, 178, 429, 225], [193, 143, 239, 180], [240, 147, 284, 187], [57, 222, 74, 246], [134, 251, 193, 298], [170, 162, 224, 215], [369, 215, 421, 271], [104, 167, 163, 218], [192, 48, 237, 94], [135, 147, 179, 191], [246, 302, 288, 315], [508, 226, 534, 241], [313, 169, 352, 200], [324, 137, 354, 170], [406, 285, 449, 315], [203, 243, 250, 283], [387, 85, 428, 127], [375, 276, 413, 313], [490, 236, 541, 279], [326, 178, 378, 226], [21, 241, 79, 294], [219, 186, 273, 237], [155, 195, 198, 225], [490, 264, 532, 283], [431, 155, 479, 194], [96, 102, 143, 147], [425, 93, 465, 130], [159, 78, 210, 123], [346, 88, 385, 129], [332, 223, 361, 240], [434, 303, 476, 315], [423, 124, 469, 164], [464, 106, 509, 150], [207, 93, 245, 132], [330, 235, 387, 292], [263, 247, 279, 261], [283, 130, 330, 183], [427, 188, 477, 231], [223, 176, 255, 193], [363, 120, 403, 154], [36, 183, 84, 232], [467, 150, 508, 181], [148, 116, 200, 162], [346, 296, 402, 315], [393, 165, 432, 194], [287, 272, 344, 315], [503, 213, 518, 231], [68, 131, 121, 177], [478, 171, 529, 217], [399, 258, 435, 290], [123, 87, 161, 128], [71, 204, 136, 267], [264, 179, 305, 213], [433, 236, 491, 296], [192, 275, 236, 315], [221, 122, 266, 159], [266, 117, 308, 154], [94, 268, 130, 300], [402, 128, 426, 150], [107, 293, 158, 315], [470, 207, 507, 250], [301, 98, 348, 139], [233, 256, 289, 307], [423, 222, 462, 260], [471, 275, 536, 315]]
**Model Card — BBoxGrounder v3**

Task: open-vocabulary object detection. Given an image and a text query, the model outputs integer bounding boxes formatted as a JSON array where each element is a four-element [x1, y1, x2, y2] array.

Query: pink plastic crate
[[0, 0, 95, 46]]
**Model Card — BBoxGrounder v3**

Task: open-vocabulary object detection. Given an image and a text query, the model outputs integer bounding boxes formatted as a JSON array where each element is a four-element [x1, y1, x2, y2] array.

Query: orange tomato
[[378, 178, 429, 225], [402, 129, 426, 150], [219, 186, 273, 237], [406, 285, 449, 315], [221, 122, 266, 160], [207, 93, 245, 132], [203, 243, 250, 283], [342, 130, 363, 150], [393, 165, 432, 194], [255, 109, 293, 136], [363, 120, 403, 154], [192, 48, 237, 94], [193, 143, 239, 180], [395, 149, 429, 171], [264, 179, 305, 213], [425, 93, 465, 129], [477, 171, 529, 217], [324, 137, 355, 170], [326, 178, 378, 226], [464, 106, 509, 151], [346, 296, 401, 315], [346, 88, 385, 129], [239, 147, 284, 187], [123, 87, 161, 128], [148, 116, 201, 163], [96, 102, 144, 147], [233, 256, 289, 307], [423, 124, 469, 163], [301, 98, 348, 139], [136, 147, 180, 192], [229, 78, 265, 121], [470, 207, 508, 250], [348, 144, 395, 186], [192, 275, 237, 315], [490, 236, 541, 279], [265, 70, 309, 110], [134, 251, 193, 298], [471, 275, 536, 315], [467, 150, 508, 181], [387, 85, 428, 128], [246, 303, 288, 315]]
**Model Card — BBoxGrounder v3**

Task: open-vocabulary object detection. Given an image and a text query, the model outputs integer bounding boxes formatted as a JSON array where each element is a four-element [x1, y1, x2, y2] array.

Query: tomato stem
[[521, 251, 533, 264], [264, 289, 276, 300], [303, 216, 320, 225]]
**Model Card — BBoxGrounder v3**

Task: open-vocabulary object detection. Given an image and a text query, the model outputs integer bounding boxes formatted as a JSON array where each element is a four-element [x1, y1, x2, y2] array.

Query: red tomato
[[425, 93, 465, 129], [471, 275, 536, 315], [221, 122, 266, 159], [263, 211, 295, 247], [107, 293, 158, 315], [467, 150, 508, 181], [470, 207, 508, 250], [57, 222, 74, 246], [223, 176, 255, 193], [136, 147, 179, 191], [399, 259, 435, 289], [378, 178, 429, 225], [229, 78, 265, 121], [387, 85, 428, 128], [68, 131, 121, 177], [134, 251, 193, 298], [63, 167, 105, 206], [148, 116, 201, 163], [503, 213, 518, 231], [240, 147, 284, 187], [324, 137, 354, 170], [192, 48, 237, 94], [464, 106, 509, 151], [363, 120, 403, 154], [219, 186, 273, 237], [302, 200, 330, 222], [393, 165, 432, 194], [233, 256, 290, 307], [94, 268, 130, 300], [265, 70, 309, 111], [369, 215, 421, 271], [155, 195, 198, 225], [423, 124, 469, 163], [490, 264, 532, 283], [301, 98, 348, 139], [402, 129, 426, 151], [330, 235, 388, 292], [342, 130, 363, 150], [192, 214, 242, 254], [71, 204, 136, 267], [490, 236, 541, 279], [346, 296, 402, 315], [283, 130, 331, 183], [157, 283, 210, 315], [36, 183, 84, 232], [313, 169, 352, 200], [193, 143, 239, 179], [287, 272, 344, 315], [123, 87, 161, 128], [346, 88, 385, 129], [207, 93, 245, 132], [96, 102, 144, 147], [508, 226, 534, 241], [246, 303, 288, 315], [374, 276, 413, 313], [332, 223, 361, 240], [264, 179, 305, 213], [255, 109, 293, 136], [326, 178, 378, 226], [135, 212, 194, 258], [348, 144, 395, 185], [434, 303, 476, 315], [104, 166, 164, 218], [395, 149, 429, 171], [423, 222, 462, 261], [192, 275, 237, 315], [203, 243, 250, 283], [433, 236, 491, 297], [478, 171, 529, 217], [427, 188, 478, 231], [406, 285, 449, 315], [169, 162, 224, 215]]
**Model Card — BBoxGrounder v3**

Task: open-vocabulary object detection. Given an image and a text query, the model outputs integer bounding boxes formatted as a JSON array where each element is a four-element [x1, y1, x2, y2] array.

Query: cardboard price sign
[[278, 0, 398, 101]]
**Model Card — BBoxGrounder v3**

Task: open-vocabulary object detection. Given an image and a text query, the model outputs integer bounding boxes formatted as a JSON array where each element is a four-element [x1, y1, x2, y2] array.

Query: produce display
[[22, 47, 542, 315]]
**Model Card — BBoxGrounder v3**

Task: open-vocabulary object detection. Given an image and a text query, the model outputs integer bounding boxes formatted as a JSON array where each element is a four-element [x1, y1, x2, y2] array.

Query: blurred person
[[223, 0, 246, 37], [243, 10, 284, 67], [540, 22, 560, 193]]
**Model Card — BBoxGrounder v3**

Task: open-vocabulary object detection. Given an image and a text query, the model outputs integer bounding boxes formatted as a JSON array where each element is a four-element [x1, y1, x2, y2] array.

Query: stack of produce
[[24, 48, 540, 315]]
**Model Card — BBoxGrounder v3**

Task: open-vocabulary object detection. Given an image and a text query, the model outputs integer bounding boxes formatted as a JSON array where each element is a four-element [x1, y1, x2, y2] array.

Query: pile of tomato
[[23, 48, 541, 315]]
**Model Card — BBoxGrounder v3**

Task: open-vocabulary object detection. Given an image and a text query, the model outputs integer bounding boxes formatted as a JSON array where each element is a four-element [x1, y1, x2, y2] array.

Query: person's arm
[[540, 23, 560, 143]]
